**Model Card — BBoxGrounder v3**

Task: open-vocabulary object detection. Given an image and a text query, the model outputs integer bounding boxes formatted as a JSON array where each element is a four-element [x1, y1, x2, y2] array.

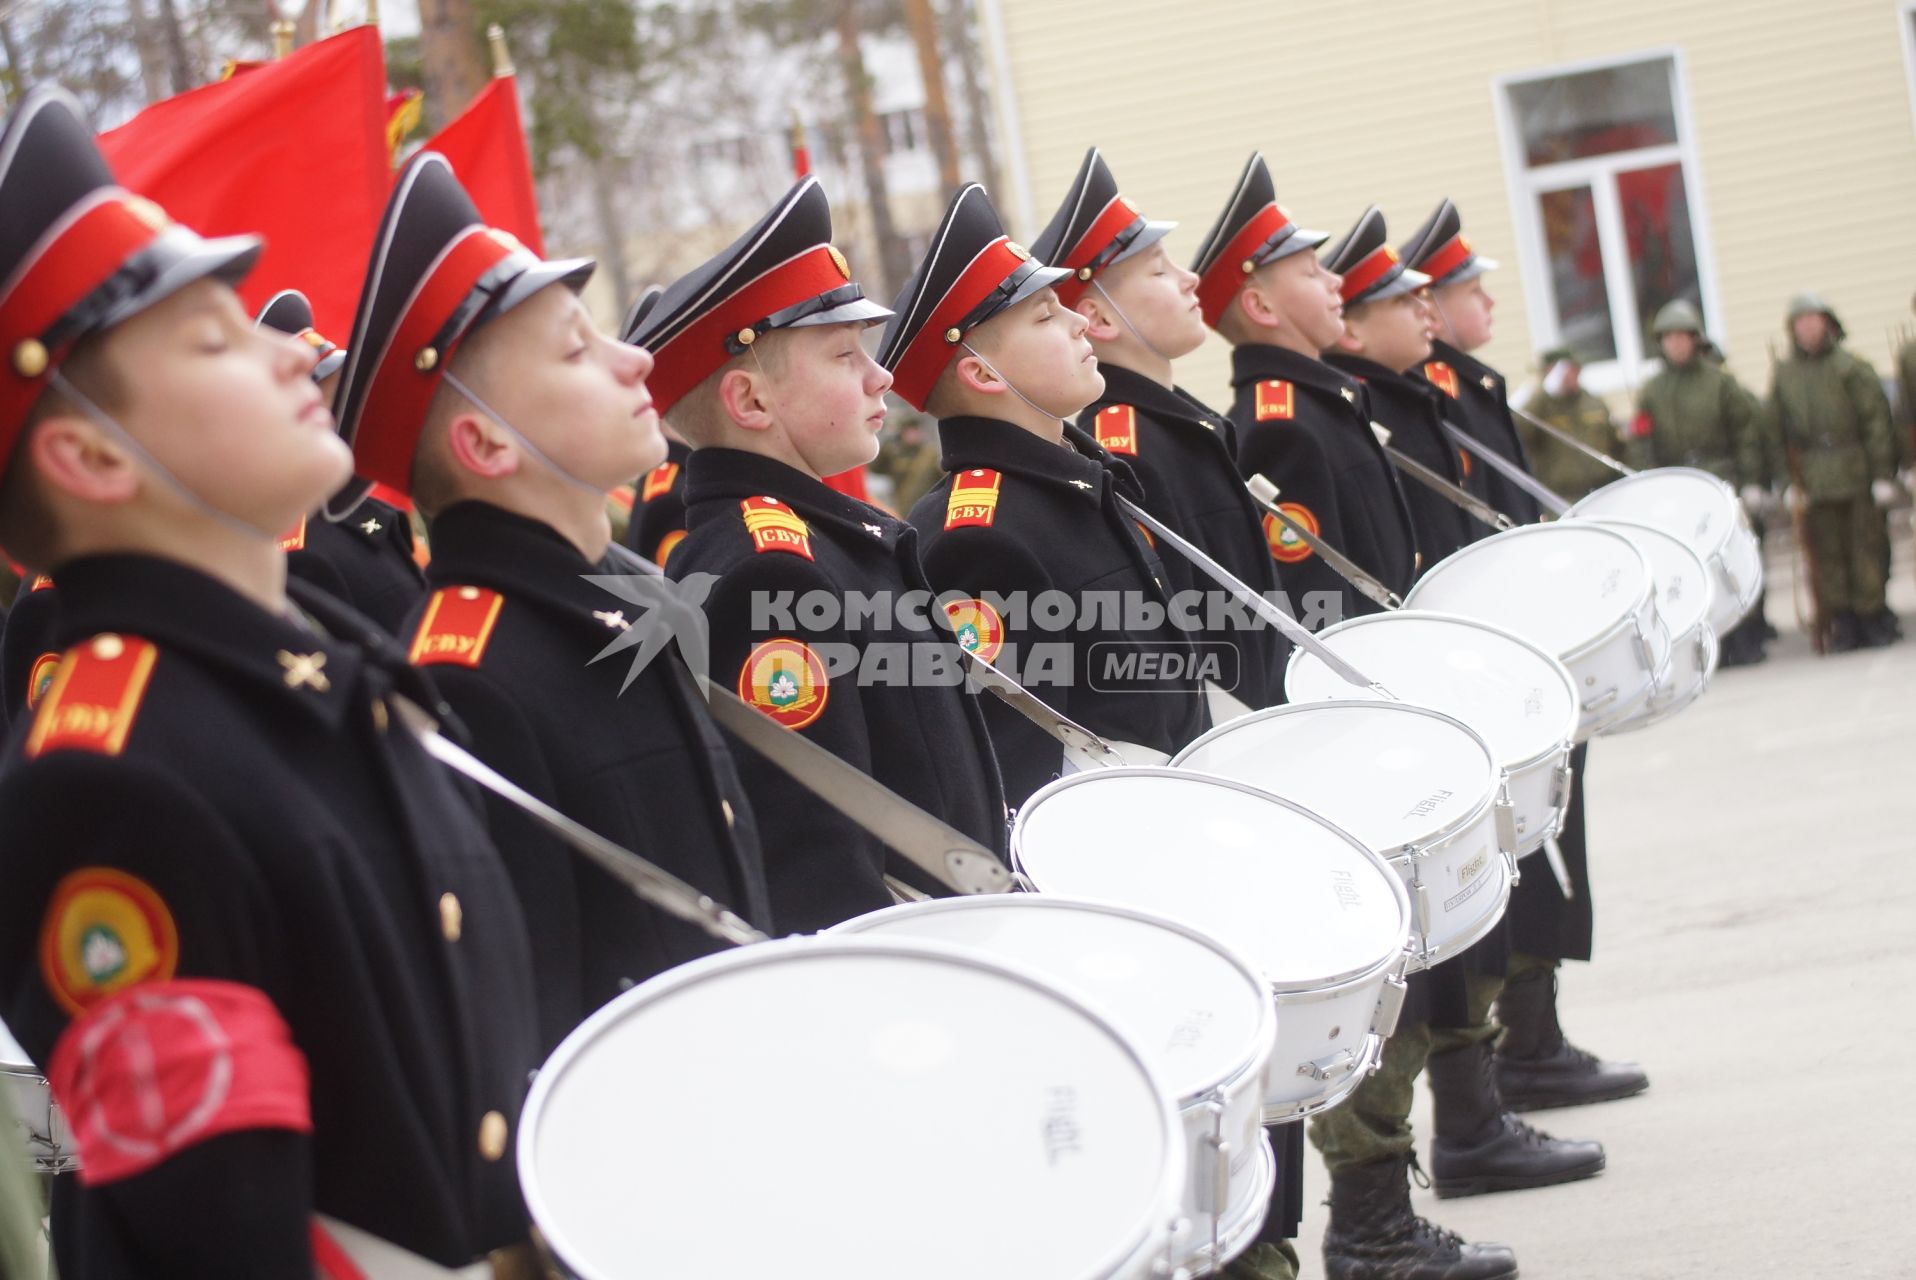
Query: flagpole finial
[[364, 0, 379, 28], [488, 24, 514, 77], [272, 18, 296, 58]]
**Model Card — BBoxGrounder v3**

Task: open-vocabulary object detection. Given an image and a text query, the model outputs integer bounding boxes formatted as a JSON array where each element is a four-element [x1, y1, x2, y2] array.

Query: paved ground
[[1291, 517, 1916, 1278]]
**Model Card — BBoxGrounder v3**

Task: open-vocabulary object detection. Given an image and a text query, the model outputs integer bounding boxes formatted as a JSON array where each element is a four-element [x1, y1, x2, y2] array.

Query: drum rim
[[1404, 523, 1657, 659], [1582, 516, 1717, 636], [1563, 465, 1739, 557], [1282, 609, 1581, 773], [827, 894, 1276, 1106], [1010, 766, 1415, 994], [1169, 699, 1506, 858], [518, 934, 1188, 1280]]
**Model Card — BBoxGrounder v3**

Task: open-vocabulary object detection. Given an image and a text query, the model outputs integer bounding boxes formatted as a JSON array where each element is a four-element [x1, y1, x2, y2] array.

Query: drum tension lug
[[1493, 793, 1518, 854], [1372, 974, 1408, 1039]]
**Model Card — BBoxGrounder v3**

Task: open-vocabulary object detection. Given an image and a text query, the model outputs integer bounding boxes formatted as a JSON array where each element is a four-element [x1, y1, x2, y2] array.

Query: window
[[1495, 51, 1718, 391], [1901, 2, 1916, 140], [880, 109, 925, 157]]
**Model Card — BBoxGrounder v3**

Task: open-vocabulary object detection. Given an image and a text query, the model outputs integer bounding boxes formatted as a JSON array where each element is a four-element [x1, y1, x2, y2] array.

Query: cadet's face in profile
[[1100, 243, 1206, 359], [1348, 292, 1433, 373], [767, 322, 892, 476], [1262, 251, 1345, 351], [1436, 278, 1494, 351], [973, 288, 1103, 416], [112, 279, 351, 530], [485, 285, 662, 486]]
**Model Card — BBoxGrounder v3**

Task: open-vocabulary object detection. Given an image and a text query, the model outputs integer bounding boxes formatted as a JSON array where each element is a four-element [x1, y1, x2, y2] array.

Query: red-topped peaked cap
[[1188, 153, 1328, 330], [876, 183, 1071, 411], [0, 88, 262, 484], [1398, 198, 1497, 290], [630, 178, 892, 417], [332, 151, 594, 495], [254, 289, 345, 383], [1029, 147, 1176, 309], [1322, 205, 1429, 307]]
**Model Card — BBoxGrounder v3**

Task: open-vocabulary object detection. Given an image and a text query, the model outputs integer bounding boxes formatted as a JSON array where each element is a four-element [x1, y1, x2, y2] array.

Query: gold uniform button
[[439, 892, 463, 942], [721, 798, 736, 828], [478, 1110, 508, 1162]]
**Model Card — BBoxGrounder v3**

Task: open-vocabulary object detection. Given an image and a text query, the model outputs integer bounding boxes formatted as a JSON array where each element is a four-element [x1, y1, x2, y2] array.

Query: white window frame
[[1899, 2, 1916, 140], [1492, 47, 1723, 396]]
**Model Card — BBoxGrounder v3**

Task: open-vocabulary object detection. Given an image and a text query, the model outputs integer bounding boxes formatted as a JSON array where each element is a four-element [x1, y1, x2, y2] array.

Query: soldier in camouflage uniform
[[1515, 349, 1625, 503], [1760, 294, 1901, 651], [1630, 300, 1771, 664]]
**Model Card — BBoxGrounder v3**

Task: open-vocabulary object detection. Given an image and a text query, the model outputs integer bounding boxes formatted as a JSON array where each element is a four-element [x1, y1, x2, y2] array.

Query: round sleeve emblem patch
[[39, 867, 180, 1017], [653, 528, 687, 568], [737, 638, 830, 730], [1263, 503, 1320, 564], [942, 598, 1005, 663], [26, 652, 62, 710]]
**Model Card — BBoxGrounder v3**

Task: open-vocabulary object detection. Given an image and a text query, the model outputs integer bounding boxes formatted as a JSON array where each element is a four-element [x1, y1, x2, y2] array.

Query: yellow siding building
[[982, 0, 1916, 407]]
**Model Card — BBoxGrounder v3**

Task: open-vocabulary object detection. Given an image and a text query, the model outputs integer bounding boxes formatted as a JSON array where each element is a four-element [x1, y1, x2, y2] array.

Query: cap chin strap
[[48, 370, 283, 544], [1089, 280, 1173, 367], [443, 370, 606, 500], [958, 342, 1074, 430]]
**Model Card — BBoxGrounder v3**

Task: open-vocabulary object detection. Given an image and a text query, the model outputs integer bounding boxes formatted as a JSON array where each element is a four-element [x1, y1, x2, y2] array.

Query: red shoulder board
[[1094, 404, 1139, 456], [740, 496, 814, 559], [641, 461, 681, 503], [1424, 361, 1461, 399], [945, 469, 1003, 530], [30, 573, 55, 592], [25, 634, 158, 760], [607, 483, 636, 514], [277, 517, 307, 553], [654, 529, 687, 567], [1254, 380, 1295, 421], [409, 587, 504, 668]]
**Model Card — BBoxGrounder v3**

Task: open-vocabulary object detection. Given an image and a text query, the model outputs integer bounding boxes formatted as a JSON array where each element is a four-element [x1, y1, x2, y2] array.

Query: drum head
[[1284, 612, 1578, 772], [1566, 467, 1736, 559], [1589, 518, 1713, 637], [1012, 769, 1409, 991], [522, 938, 1182, 1280], [832, 896, 1271, 1104], [1405, 524, 1650, 659], [1172, 702, 1498, 857], [0, 1018, 29, 1070]]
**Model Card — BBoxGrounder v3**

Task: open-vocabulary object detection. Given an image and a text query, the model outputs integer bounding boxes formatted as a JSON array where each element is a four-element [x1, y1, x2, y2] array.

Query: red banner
[[423, 76, 545, 256]]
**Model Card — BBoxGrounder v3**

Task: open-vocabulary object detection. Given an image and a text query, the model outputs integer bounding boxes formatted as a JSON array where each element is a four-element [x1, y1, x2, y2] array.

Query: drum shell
[[1560, 582, 1668, 740], [827, 895, 1276, 1273], [1619, 622, 1719, 733], [1566, 467, 1763, 632], [1504, 742, 1574, 856], [520, 936, 1189, 1280], [4, 1038, 76, 1174]]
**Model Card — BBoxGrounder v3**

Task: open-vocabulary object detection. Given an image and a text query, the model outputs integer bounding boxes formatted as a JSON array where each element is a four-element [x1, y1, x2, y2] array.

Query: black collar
[[424, 501, 641, 632], [936, 415, 1117, 505], [682, 447, 906, 550], [1094, 363, 1234, 434], [1430, 340, 1502, 394], [1229, 342, 1363, 400]]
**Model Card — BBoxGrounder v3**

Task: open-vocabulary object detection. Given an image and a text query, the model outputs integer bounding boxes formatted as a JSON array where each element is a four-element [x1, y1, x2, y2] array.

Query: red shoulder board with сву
[[1253, 380, 1295, 422], [409, 586, 504, 668], [944, 469, 1003, 530], [641, 461, 680, 502], [740, 496, 814, 560], [25, 634, 158, 760], [1093, 404, 1139, 455]]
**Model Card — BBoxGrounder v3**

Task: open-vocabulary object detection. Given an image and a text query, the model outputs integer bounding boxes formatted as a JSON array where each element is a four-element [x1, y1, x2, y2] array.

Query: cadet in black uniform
[[1400, 199, 1545, 526], [1032, 147, 1291, 714], [879, 182, 1209, 808], [0, 90, 541, 1278], [632, 178, 1006, 934], [330, 152, 772, 1055], [1322, 206, 1482, 567], [1401, 202, 1649, 1120], [254, 289, 427, 636], [1192, 155, 1418, 632], [1194, 155, 1520, 1280]]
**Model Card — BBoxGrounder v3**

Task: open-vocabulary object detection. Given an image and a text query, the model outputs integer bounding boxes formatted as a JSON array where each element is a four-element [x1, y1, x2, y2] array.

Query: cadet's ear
[[952, 350, 1003, 397], [444, 408, 518, 479], [717, 365, 776, 432], [28, 412, 141, 506], [1074, 293, 1124, 344]]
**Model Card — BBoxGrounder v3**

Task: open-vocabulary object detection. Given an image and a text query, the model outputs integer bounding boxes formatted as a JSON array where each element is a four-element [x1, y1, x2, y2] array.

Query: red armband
[[47, 978, 312, 1186], [1629, 412, 1653, 439]]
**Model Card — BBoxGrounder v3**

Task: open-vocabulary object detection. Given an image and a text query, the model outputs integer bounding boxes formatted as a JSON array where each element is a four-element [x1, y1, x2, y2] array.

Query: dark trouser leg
[[1223, 1122, 1306, 1279]]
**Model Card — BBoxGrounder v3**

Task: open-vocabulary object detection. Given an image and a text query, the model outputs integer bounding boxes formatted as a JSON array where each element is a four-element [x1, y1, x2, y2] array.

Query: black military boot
[[1858, 609, 1901, 648], [1828, 610, 1861, 653], [1494, 966, 1649, 1110], [1426, 1040, 1605, 1198], [1322, 1153, 1518, 1280]]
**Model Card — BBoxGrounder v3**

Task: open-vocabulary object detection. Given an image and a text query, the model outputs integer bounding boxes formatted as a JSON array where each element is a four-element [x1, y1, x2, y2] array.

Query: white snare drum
[[1404, 523, 1670, 740], [1171, 703, 1513, 970], [832, 896, 1276, 1274], [1585, 519, 1718, 732], [1566, 467, 1762, 633], [3, 1017, 75, 1174], [1283, 611, 1578, 858], [1010, 769, 1411, 1122], [519, 936, 1188, 1280]]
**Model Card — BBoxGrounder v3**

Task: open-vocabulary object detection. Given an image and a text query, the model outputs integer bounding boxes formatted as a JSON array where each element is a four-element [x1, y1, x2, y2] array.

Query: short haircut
[[668, 332, 791, 444], [0, 334, 128, 568]]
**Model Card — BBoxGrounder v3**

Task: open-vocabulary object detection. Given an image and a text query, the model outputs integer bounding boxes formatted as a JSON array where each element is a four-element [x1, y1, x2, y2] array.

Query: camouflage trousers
[[1309, 954, 1562, 1173], [1806, 496, 1887, 614]]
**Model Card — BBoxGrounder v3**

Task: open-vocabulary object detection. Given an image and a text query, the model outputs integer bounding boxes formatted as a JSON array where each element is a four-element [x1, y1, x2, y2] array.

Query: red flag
[[823, 468, 870, 501], [97, 28, 389, 340], [423, 76, 544, 256]]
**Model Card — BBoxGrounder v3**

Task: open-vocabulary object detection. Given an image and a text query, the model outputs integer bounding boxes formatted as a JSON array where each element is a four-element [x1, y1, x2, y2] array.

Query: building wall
[[990, 0, 1916, 410]]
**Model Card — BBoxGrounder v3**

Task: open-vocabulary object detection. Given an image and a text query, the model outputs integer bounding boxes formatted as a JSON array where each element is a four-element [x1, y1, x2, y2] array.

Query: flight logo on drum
[[1330, 868, 1366, 912], [1402, 788, 1454, 821], [1042, 1086, 1084, 1165]]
